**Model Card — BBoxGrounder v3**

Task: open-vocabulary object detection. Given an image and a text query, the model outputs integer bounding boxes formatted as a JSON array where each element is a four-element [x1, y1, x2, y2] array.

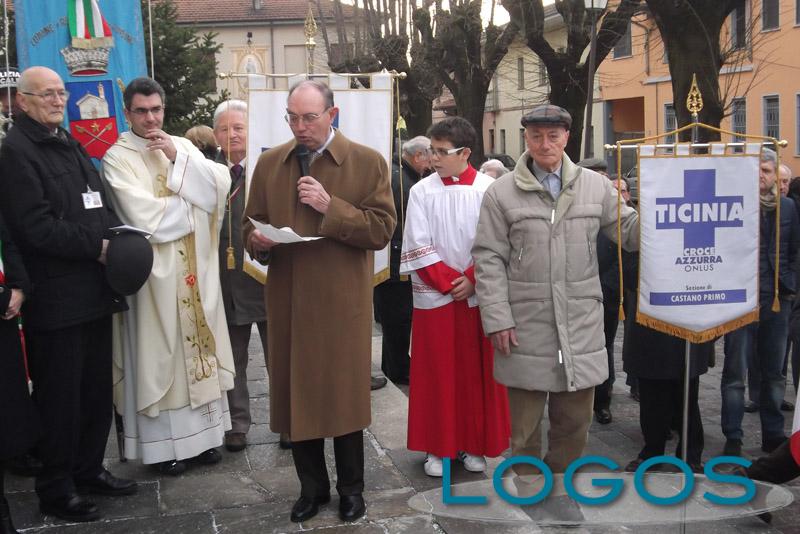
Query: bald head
[[17, 67, 67, 129], [779, 164, 792, 196]]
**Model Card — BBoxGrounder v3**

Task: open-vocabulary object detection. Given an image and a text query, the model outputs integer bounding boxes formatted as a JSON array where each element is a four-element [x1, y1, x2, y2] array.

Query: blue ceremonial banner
[[14, 0, 147, 160], [635, 144, 761, 342]]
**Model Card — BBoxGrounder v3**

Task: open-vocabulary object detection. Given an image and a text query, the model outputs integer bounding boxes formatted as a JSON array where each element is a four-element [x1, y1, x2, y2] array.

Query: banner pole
[[147, 0, 155, 78]]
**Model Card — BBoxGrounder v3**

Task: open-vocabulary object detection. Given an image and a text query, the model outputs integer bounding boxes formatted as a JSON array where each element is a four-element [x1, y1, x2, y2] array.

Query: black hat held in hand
[[105, 231, 153, 296]]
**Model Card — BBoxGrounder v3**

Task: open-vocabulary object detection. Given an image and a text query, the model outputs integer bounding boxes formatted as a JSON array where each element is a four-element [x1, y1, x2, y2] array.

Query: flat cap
[[521, 104, 572, 129], [577, 157, 608, 172]]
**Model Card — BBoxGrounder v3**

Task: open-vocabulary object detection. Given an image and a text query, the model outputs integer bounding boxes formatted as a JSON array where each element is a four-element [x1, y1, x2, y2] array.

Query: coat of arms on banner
[[61, 0, 114, 76], [66, 80, 118, 159]]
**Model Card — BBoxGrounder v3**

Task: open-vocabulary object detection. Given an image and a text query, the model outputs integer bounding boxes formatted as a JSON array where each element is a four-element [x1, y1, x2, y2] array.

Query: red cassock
[[400, 166, 510, 459]]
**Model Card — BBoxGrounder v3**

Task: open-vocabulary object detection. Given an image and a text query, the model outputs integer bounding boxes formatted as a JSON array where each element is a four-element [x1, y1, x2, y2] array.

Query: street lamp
[[583, 0, 608, 159]]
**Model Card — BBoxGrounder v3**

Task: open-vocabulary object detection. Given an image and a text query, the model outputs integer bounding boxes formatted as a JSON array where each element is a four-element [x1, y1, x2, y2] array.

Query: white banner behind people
[[246, 73, 393, 284], [636, 144, 761, 343]]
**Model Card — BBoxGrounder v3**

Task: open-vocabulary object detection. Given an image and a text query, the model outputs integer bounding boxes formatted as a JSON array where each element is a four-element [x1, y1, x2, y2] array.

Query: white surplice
[[103, 132, 235, 464], [399, 171, 494, 310]]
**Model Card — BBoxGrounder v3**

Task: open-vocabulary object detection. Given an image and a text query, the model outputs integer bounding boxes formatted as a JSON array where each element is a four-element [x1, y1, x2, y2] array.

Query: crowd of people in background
[[3, 66, 800, 533]]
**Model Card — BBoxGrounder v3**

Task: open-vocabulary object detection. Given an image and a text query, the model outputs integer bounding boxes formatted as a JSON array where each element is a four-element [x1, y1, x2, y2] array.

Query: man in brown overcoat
[[243, 80, 395, 524]]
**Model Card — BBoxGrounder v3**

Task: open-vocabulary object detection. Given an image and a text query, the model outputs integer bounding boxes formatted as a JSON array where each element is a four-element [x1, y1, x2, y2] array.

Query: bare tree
[[315, 0, 442, 137], [415, 1, 518, 163], [501, 0, 643, 160], [645, 0, 741, 141]]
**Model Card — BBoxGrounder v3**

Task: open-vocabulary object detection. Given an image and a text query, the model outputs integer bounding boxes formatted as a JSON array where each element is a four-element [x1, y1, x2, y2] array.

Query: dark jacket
[[216, 152, 266, 325], [622, 285, 713, 380], [760, 196, 800, 305], [0, 113, 124, 332], [0, 210, 41, 459], [384, 158, 424, 281]]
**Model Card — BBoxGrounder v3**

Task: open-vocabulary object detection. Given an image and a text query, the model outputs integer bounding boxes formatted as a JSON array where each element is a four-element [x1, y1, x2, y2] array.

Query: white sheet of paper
[[248, 218, 324, 244]]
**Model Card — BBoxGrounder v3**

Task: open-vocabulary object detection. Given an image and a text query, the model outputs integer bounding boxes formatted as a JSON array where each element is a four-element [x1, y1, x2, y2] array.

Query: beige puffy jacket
[[472, 152, 639, 392]]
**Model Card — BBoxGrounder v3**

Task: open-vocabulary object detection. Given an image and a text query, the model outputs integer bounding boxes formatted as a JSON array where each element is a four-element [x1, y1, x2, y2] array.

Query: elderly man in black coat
[[0, 210, 40, 534], [0, 66, 136, 523]]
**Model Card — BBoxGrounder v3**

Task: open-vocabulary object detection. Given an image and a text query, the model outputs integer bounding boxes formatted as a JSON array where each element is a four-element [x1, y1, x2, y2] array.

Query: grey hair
[[761, 148, 778, 167], [288, 79, 334, 109], [213, 99, 247, 128], [779, 163, 792, 177], [480, 159, 510, 176], [402, 136, 430, 157]]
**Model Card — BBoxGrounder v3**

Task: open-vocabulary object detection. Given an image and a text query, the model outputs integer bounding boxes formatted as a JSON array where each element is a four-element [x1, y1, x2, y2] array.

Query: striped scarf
[[68, 0, 114, 49]]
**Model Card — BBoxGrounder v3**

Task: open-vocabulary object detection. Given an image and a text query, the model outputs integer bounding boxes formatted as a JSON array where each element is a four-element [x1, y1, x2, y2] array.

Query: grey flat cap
[[577, 157, 608, 171], [521, 104, 572, 129]]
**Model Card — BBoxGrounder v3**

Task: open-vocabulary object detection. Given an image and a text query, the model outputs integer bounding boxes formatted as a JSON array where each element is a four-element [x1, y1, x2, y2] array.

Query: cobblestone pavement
[[7, 324, 800, 533]]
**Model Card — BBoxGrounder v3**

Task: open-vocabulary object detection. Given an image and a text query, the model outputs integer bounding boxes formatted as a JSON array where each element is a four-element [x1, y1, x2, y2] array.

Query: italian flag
[[68, 0, 113, 49]]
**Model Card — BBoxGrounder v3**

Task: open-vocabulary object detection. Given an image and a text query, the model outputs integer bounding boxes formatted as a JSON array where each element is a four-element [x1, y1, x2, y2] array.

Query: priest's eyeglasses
[[284, 108, 331, 126], [21, 90, 70, 102], [426, 146, 465, 158]]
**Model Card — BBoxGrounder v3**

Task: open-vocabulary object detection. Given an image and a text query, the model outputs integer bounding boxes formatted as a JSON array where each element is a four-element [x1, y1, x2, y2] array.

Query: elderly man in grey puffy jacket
[[472, 105, 639, 480]]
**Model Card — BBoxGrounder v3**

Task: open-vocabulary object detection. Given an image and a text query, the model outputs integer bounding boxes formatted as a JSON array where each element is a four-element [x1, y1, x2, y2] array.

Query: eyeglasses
[[21, 90, 69, 102], [284, 108, 331, 126], [129, 106, 164, 116], [426, 146, 465, 158]]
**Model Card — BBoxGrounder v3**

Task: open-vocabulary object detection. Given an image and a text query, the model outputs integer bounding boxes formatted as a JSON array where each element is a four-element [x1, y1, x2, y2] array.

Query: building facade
[[174, 0, 349, 98], [598, 0, 800, 176]]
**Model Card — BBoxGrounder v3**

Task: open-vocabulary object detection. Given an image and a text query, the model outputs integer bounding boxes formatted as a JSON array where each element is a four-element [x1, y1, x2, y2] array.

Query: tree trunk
[[548, 64, 588, 162], [646, 1, 738, 141]]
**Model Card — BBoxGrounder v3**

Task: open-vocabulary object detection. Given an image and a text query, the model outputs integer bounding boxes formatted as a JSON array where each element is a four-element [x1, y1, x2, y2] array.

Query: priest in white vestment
[[102, 78, 235, 474]]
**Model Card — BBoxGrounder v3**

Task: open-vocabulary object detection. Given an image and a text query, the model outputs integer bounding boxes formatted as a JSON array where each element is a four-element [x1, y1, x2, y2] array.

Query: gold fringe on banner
[[243, 260, 267, 284], [373, 268, 390, 286], [635, 308, 759, 344]]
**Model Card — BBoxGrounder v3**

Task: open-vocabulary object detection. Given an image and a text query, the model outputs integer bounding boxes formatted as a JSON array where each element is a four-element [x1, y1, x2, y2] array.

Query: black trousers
[[594, 303, 619, 410], [374, 281, 412, 383], [291, 430, 364, 498], [637, 377, 703, 465], [28, 316, 113, 502]]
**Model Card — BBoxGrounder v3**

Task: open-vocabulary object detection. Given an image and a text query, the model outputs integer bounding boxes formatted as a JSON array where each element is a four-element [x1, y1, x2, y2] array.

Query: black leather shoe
[[339, 494, 366, 522], [290, 494, 330, 523], [76, 470, 138, 496], [594, 408, 612, 425], [744, 400, 759, 413], [279, 433, 292, 450], [781, 400, 795, 411], [195, 448, 222, 465], [224, 432, 247, 452], [370, 375, 388, 390], [157, 459, 187, 476], [40, 493, 100, 523], [762, 435, 788, 453]]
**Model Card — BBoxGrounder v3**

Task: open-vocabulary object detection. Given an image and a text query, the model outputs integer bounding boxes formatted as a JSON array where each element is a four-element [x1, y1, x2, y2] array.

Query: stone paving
[[6, 324, 800, 533]]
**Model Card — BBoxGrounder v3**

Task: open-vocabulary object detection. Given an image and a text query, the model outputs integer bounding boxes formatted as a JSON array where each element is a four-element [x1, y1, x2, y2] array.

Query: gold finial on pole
[[686, 73, 703, 119], [304, 4, 317, 75]]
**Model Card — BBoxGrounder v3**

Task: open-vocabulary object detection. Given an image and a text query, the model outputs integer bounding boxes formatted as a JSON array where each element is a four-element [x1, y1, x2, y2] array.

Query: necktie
[[544, 173, 560, 200], [231, 164, 243, 180]]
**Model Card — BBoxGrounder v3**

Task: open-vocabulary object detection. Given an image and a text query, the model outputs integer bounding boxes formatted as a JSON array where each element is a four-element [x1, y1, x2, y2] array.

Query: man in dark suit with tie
[[213, 100, 289, 451]]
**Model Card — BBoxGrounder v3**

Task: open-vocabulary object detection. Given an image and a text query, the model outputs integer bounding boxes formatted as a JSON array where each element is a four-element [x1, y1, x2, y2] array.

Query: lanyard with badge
[[82, 185, 103, 209]]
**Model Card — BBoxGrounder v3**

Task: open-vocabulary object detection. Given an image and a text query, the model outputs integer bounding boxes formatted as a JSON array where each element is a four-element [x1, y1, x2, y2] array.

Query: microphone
[[295, 144, 310, 178]]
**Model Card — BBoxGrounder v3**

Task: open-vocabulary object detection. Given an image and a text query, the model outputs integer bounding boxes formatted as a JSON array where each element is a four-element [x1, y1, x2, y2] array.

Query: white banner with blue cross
[[636, 144, 761, 342]]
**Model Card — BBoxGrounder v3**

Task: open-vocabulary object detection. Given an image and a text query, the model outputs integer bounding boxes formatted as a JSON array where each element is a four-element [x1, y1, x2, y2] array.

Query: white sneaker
[[458, 451, 486, 473], [424, 454, 443, 477]]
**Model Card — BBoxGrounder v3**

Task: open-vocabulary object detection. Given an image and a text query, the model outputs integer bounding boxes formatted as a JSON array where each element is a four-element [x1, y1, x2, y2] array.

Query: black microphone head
[[295, 143, 311, 177], [295, 144, 310, 157]]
